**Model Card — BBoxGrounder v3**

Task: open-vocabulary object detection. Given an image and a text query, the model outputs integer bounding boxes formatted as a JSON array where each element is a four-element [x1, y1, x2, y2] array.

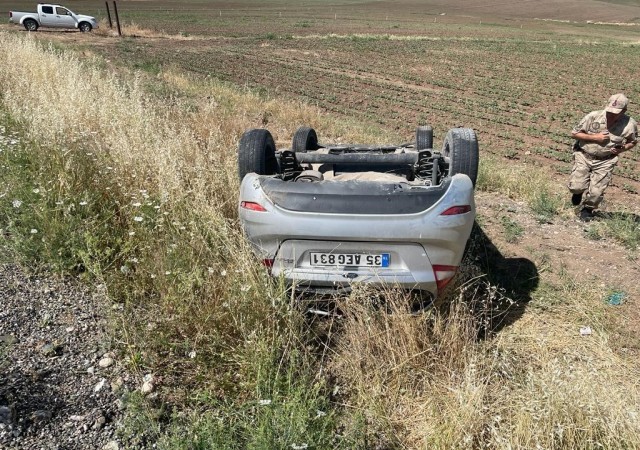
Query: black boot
[[579, 207, 594, 222]]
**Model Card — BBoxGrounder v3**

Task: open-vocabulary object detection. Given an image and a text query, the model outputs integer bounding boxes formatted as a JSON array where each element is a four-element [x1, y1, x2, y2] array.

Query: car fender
[[19, 14, 40, 25]]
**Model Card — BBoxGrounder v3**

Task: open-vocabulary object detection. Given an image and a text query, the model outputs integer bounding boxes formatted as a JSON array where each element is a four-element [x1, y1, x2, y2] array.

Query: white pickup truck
[[9, 4, 99, 32]]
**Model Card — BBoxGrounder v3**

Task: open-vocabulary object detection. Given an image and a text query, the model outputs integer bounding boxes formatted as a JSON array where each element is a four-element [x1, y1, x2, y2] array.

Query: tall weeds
[[0, 32, 339, 448], [330, 278, 640, 448]]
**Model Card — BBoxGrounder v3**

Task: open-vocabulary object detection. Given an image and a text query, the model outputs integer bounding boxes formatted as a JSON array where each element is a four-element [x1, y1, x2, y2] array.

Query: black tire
[[78, 22, 92, 32], [291, 126, 318, 153], [238, 129, 279, 181], [441, 128, 479, 186], [416, 125, 433, 150], [23, 19, 38, 32]]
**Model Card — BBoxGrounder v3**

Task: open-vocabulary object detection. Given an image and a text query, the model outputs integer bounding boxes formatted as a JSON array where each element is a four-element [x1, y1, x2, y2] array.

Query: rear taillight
[[262, 258, 274, 275], [9, 11, 13, 18], [440, 205, 471, 216], [433, 265, 458, 291], [240, 201, 267, 212]]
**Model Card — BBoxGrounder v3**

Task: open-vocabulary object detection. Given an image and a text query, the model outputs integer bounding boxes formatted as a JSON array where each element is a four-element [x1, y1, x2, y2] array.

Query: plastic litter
[[606, 291, 626, 306], [579, 326, 592, 336]]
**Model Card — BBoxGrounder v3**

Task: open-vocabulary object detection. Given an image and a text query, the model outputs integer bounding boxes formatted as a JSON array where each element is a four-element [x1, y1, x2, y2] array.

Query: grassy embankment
[[1, 31, 640, 449]]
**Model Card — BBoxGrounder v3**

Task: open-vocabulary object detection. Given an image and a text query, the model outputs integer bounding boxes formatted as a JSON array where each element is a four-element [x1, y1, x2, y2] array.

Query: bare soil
[[475, 190, 640, 353]]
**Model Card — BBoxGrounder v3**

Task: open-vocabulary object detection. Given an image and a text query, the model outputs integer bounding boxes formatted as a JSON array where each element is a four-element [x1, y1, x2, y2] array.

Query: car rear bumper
[[273, 240, 438, 292]]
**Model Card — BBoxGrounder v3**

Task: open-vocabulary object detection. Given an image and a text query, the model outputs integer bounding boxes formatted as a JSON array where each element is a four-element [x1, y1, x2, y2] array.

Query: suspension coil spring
[[280, 150, 298, 180], [416, 150, 433, 178]]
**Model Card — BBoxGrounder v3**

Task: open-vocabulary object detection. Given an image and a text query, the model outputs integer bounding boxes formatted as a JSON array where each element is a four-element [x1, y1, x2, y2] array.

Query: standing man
[[569, 93, 637, 221]]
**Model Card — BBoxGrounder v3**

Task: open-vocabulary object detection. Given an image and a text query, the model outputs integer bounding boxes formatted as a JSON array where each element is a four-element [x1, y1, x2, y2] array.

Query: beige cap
[[606, 93, 628, 113]]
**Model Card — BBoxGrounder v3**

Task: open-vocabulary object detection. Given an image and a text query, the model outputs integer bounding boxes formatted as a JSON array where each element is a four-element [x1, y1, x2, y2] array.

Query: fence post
[[113, 0, 122, 36], [105, 1, 112, 29]]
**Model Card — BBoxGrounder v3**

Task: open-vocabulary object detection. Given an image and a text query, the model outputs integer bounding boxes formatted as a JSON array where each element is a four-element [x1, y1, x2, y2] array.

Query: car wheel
[[291, 126, 318, 153], [238, 129, 279, 180], [24, 20, 38, 32], [442, 128, 479, 186], [79, 22, 92, 32], [416, 125, 433, 150]]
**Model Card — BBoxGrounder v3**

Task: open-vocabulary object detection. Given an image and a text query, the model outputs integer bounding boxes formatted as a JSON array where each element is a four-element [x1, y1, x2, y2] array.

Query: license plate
[[309, 252, 390, 267]]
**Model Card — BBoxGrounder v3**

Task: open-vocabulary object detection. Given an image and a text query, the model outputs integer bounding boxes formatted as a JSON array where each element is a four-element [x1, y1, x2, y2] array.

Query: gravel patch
[[0, 265, 131, 449]]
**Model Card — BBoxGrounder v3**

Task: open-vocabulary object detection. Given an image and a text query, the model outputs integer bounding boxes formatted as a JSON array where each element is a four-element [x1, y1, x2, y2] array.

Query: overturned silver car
[[237, 126, 478, 298]]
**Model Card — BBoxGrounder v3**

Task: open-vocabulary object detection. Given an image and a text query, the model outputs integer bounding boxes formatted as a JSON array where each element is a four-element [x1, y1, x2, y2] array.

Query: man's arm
[[611, 119, 639, 155], [571, 130, 610, 145], [571, 112, 610, 146], [610, 136, 637, 155]]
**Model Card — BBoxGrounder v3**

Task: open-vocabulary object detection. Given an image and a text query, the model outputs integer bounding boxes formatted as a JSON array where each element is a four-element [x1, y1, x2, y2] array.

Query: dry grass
[[94, 20, 193, 39], [477, 156, 567, 221], [0, 32, 378, 222], [330, 280, 640, 449]]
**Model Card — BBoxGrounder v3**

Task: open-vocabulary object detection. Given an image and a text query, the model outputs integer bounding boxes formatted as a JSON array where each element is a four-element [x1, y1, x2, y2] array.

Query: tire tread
[[442, 128, 479, 186]]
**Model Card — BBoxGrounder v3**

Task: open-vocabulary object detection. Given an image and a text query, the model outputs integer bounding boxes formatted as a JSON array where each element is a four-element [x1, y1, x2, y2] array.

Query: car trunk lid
[[259, 177, 451, 214]]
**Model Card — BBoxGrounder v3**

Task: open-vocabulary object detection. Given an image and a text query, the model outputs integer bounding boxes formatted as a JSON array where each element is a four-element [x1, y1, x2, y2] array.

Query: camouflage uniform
[[569, 109, 637, 210]]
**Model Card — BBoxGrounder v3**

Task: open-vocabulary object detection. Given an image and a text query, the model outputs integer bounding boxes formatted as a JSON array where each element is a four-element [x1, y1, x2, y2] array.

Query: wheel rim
[[26, 22, 36, 31]]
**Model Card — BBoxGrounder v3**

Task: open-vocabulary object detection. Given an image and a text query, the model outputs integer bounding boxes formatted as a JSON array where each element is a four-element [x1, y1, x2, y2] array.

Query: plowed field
[[54, 14, 640, 193], [4, 0, 640, 192]]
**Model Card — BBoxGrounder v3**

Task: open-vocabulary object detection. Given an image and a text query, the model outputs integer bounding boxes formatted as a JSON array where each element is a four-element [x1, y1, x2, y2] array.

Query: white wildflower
[[188, 351, 196, 359], [258, 399, 271, 406], [12, 199, 22, 208], [291, 444, 308, 450], [79, 201, 88, 206], [32, 188, 40, 194], [30, 229, 38, 234], [133, 216, 143, 222], [132, 202, 142, 207], [129, 231, 135, 236], [165, 271, 171, 275], [207, 267, 214, 274], [220, 269, 227, 276]]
